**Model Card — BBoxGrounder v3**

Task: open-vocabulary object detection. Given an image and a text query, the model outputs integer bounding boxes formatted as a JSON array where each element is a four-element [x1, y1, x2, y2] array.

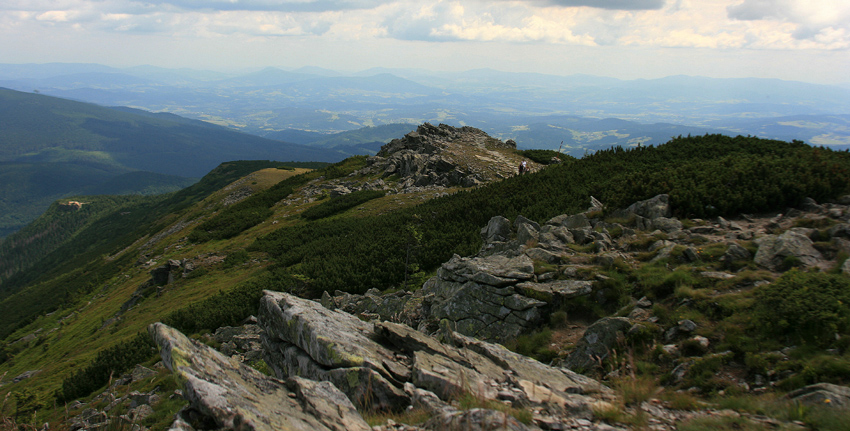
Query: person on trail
[[521, 160, 527, 175]]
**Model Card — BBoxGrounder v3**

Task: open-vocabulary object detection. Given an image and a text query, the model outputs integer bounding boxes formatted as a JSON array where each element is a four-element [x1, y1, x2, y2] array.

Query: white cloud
[[137, 0, 392, 12], [728, 0, 850, 45], [0, 0, 847, 83], [535, 0, 666, 11]]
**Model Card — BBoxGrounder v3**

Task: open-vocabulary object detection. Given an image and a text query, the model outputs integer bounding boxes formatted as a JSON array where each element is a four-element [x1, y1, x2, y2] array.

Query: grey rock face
[[516, 280, 594, 307], [562, 317, 632, 372], [481, 216, 513, 244], [652, 217, 683, 233], [754, 230, 824, 270], [722, 243, 752, 265], [626, 194, 672, 219], [788, 383, 850, 408], [256, 291, 609, 421], [149, 322, 371, 431], [259, 291, 408, 411], [368, 123, 508, 188]]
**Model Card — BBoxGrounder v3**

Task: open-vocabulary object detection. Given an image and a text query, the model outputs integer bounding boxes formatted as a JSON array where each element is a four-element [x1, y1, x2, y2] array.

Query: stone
[[516, 280, 594, 306], [516, 223, 540, 247], [422, 278, 546, 343], [562, 317, 632, 372], [524, 247, 561, 264], [259, 292, 408, 411], [514, 215, 541, 232], [678, 319, 697, 333], [149, 322, 371, 431], [722, 243, 752, 265], [439, 254, 535, 284], [130, 365, 156, 383], [683, 247, 699, 262], [257, 291, 609, 424], [652, 217, 683, 233], [754, 230, 824, 271], [626, 194, 671, 219], [788, 383, 850, 408]]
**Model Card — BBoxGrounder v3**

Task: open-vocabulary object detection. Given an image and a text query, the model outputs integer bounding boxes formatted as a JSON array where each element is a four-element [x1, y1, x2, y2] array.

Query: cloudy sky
[[2, 0, 848, 84]]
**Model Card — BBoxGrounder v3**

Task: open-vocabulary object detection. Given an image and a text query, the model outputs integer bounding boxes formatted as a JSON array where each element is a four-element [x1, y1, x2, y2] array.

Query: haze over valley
[[2, 63, 849, 153]]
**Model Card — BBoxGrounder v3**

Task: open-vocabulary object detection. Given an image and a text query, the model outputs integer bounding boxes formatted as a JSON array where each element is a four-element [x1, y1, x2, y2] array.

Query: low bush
[[752, 269, 850, 348], [301, 190, 386, 220]]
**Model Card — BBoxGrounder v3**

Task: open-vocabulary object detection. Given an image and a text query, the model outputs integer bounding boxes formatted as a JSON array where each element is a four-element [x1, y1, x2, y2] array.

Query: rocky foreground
[[134, 193, 850, 430]]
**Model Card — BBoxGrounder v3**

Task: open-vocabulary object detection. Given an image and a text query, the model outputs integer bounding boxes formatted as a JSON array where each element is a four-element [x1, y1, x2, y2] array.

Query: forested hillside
[[0, 88, 347, 236]]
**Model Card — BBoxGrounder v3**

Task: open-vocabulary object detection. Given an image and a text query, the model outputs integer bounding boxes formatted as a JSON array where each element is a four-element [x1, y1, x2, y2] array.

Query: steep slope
[[0, 161, 312, 336]]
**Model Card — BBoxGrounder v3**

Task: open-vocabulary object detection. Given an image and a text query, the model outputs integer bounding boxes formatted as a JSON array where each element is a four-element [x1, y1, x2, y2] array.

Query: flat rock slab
[[149, 322, 370, 431], [516, 280, 594, 303], [439, 254, 535, 285]]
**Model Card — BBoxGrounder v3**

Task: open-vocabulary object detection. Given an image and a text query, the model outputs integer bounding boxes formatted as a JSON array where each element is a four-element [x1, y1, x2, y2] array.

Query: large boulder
[[481, 216, 512, 244], [149, 322, 370, 431], [259, 291, 408, 411], [626, 194, 672, 219], [562, 317, 632, 372], [754, 230, 824, 271]]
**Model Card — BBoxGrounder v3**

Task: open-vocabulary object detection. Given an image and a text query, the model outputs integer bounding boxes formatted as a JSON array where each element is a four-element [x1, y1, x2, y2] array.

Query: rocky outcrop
[[368, 123, 516, 189], [149, 322, 371, 431], [213, 320, 264, 363], [421, 254, 544, 342], [258, 291, 611, 415], [561, 317, 632, 372], [753, 230, 824, 270]]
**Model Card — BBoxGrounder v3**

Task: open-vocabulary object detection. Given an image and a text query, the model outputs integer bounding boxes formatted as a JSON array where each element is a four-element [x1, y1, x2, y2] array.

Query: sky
[[1, 0, 848, 84]]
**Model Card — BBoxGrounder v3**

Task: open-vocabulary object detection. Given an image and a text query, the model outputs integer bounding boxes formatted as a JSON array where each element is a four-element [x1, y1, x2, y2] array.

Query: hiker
[[518, 161, 525, 175]]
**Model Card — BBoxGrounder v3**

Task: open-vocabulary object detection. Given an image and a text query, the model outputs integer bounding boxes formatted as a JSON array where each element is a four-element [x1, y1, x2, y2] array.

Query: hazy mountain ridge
[[2, 63, 847, 146]]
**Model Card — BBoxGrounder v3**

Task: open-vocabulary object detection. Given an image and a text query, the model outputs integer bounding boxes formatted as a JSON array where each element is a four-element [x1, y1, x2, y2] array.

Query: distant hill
[[264, 123, 417, 156], [0, 88, 348, 236], [4, 63, 847, 148], [484, 117, 728, 157]]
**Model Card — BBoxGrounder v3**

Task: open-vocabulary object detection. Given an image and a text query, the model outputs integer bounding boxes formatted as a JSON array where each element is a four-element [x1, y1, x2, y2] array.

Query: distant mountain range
[[0, 87, 347, 236], [1, 63, 847, 149]]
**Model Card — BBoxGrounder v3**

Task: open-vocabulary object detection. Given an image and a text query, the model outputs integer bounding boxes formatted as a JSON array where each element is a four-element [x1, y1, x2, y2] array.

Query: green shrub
[[222, 250, 250, 269], [517, 149, 570, 165], [752, 269, 850, 347], [301, 190, 386, 220], [508, 328, 557, 363], [635, 265, 698, 299], [549, 310, 568, 328], [57, 331, 156, 402]]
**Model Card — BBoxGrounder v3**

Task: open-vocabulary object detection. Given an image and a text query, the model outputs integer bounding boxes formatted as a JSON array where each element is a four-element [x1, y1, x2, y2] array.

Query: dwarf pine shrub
[[752, 269, 850, 348]]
